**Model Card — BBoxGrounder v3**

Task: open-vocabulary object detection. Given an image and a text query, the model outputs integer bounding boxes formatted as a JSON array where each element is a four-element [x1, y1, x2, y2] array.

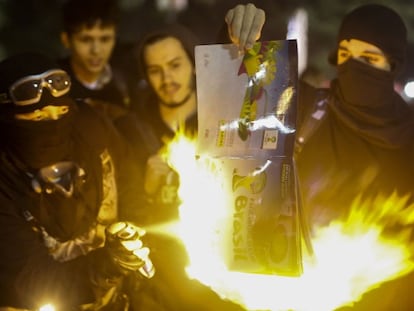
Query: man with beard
[[122, 24, 200, 222], [119, 3, 265, 222], [294, 4, 414, 310], [117, 4, 266, 222], [115, 3, 266, 310], [0, 52, 156, 310]]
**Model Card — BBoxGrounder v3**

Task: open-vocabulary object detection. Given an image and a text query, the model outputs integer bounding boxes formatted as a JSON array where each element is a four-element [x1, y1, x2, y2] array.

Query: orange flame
[[161, 134, 414, 311]]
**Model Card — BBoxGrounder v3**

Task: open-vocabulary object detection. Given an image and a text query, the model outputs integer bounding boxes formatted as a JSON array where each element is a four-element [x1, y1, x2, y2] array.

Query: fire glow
[[161, 134, 414, 311]]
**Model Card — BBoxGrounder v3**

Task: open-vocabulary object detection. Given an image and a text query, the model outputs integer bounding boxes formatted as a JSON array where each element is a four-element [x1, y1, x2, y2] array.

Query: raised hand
[[225, 3, 265, 51]]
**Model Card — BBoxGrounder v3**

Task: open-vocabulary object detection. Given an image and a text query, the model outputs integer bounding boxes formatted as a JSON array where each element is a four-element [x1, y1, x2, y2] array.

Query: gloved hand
[[105, 222, 155, 278], [225, 3, 265, 51]]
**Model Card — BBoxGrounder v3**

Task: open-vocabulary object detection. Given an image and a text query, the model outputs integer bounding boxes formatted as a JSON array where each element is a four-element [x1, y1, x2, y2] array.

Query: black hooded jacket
[[295, 78, 414, 226], [0, 101, 143, 309], [294, 78, 414, 310]]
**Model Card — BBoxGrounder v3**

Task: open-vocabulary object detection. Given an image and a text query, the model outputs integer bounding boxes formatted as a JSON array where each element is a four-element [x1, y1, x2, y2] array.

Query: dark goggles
[[33, 161, 86, 198], [3, 69, 71, 106]]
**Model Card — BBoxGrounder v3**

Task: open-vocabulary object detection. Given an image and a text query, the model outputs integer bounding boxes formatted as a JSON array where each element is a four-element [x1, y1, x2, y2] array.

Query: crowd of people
[[0, 1, 264, 310], [0, 0, 413, 310]]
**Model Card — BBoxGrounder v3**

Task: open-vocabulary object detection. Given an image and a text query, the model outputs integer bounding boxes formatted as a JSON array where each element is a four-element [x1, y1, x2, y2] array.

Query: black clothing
[[331, 4, 407, 69], [117, 90, 197, 224], [0, 101, 142, 309], [296, 76, 414, 227], [121, 89, 197, 154], [2, 108, 74, 170], [116, 91, 244, 311], [295, 78, 414, 310]]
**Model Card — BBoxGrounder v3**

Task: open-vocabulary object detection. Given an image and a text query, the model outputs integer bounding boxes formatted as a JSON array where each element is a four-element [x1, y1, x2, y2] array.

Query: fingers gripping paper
[[195, 40, 302, 276]]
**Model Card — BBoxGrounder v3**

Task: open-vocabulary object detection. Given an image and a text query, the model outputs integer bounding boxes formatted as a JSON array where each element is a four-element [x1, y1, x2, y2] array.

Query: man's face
[[337, 39, 391, 71], [143, 37, 195, 106], [62, 23, 116, 82]]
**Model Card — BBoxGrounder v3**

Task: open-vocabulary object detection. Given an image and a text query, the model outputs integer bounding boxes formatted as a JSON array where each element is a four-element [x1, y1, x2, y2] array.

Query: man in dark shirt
[[59, 0, 131, 122]]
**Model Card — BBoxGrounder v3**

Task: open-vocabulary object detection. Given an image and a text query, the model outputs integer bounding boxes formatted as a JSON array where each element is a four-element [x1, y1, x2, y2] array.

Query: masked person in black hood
[[295, 4, 414, 310], [0, 52, 158, 310]]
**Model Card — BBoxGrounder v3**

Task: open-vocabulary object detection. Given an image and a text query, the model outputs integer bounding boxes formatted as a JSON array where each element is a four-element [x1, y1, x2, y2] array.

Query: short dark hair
[[62, 0, 120, 34], [136, 24, 200, 78]]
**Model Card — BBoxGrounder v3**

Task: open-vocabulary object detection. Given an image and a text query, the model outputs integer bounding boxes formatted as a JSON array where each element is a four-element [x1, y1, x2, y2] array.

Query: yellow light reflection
[[39, 304, 55, 311], [162, 134, 414, 311]]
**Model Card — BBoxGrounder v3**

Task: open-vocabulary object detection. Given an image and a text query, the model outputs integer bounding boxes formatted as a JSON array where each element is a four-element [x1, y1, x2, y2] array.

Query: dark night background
[[0, 0, 413, 86]]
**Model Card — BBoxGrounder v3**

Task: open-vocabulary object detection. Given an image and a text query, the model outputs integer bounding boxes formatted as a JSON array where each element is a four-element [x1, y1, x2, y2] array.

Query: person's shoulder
[[75, 99, 101, 117], [72, 100, 115, 149], [298, 80, 331, 108], [298, 80, 328, 99], [295, 80, 331, 151]]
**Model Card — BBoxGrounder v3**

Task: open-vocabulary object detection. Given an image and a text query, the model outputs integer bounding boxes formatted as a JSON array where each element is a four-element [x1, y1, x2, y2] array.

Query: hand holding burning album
[[159, 40, 414, 311], [195, 40, 302, 277]]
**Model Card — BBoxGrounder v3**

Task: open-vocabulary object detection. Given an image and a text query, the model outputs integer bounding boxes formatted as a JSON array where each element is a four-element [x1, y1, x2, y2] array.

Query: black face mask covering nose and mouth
[[5, 110, 75, 170], [336, 58, 395, 109], [329, 59, 414, 148], [0, 91, 77, 170]]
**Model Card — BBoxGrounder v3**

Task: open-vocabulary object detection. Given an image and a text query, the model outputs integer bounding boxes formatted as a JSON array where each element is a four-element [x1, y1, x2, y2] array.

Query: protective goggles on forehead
[[1, 69, 71, 106]]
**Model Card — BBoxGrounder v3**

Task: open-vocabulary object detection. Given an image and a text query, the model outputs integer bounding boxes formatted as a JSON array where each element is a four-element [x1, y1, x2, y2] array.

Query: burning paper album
[[195, 40, 302, 276]]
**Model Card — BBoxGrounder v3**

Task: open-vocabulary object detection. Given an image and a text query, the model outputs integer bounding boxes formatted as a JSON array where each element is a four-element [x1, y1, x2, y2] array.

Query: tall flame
[[160, 133, 414, 311]]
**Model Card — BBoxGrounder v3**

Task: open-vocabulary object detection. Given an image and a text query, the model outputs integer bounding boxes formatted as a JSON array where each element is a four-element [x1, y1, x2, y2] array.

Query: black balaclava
[[329, 4, 407, 72], [332, 4, 407, 105], [0, 52, 76, 170], [327, 5, 414, 148]]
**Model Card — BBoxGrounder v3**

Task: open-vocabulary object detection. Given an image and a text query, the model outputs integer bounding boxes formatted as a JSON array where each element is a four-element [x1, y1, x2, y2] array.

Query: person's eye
[[78, 36, 92, 44], [147, 68, 161, 76], [34, 110, 45, 121], [60, 106, 69, 114], [338, 50, 350, 58], [100, 36, 113, 44], [171, 62, 181, 70], [360, 56, 379, 64]]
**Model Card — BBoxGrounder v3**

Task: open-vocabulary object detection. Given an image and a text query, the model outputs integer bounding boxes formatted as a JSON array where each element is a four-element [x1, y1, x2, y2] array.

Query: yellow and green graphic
[[237, 41, 280, 141]]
